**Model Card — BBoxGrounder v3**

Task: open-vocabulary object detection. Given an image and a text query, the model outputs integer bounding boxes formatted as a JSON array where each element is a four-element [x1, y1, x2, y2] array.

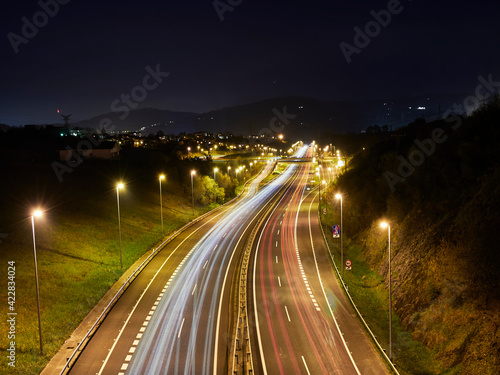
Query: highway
[[68, 148, 307, 374], [68, 144, 389, 374], [251, 152, 390, 374]]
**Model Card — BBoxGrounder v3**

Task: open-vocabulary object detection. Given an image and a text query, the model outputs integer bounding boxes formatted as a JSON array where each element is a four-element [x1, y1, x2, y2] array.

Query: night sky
[[1, 0, 499, 126]]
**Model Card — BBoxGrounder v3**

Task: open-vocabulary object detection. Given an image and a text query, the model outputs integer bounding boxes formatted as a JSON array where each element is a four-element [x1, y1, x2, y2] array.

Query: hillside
[[72, 108, 198, 135], [326, 98, 500, 373], [67, 95, 464, 139]]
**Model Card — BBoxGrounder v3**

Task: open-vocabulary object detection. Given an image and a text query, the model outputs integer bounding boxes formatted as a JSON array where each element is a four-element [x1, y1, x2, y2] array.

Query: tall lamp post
[[380, 221, 392, 361], [190, 170, 196, 206], [31, 209, 44, 355], [116, 182, 124, 269], [321, 180, 327, 233], [214, 167, 218, 181], [335, 194, 343, 278], [159, 175, 165, 235]]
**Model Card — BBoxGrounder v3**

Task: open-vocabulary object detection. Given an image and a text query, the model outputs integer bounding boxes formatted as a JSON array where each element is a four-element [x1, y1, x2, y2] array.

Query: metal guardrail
[[317, 203, 400, 375], [231, 216, 259, 375], [59, 167, 266, 374], [230, 163, 295, 375]]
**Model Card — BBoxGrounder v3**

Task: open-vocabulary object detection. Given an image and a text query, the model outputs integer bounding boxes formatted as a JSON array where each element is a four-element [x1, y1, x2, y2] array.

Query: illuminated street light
[[227, 166, 231, 175], [159, 175, 165, 235], [116, 183, 124, 269], [214, 167, 218, 181], [380, 221, 393, 361], [31, 209, 44, 355], [335, 193, 344, 279], [319, 179, 327, 232], [190, 170, 196, 206]]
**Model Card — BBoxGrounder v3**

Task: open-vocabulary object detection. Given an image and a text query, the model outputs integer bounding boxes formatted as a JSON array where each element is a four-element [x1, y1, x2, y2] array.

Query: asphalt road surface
[[251, 159, 390, 374], [69, 148, 307, 375]]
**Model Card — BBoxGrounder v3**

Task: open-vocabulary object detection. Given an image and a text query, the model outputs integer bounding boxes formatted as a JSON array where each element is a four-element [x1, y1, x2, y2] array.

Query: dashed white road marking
[[178, 318, 185, 338], [284, 306, 291, 322], [302, 356, 312, 375]]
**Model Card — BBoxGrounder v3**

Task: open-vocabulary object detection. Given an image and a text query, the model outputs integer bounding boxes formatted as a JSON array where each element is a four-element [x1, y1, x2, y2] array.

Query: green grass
[[0, 160, 228, 374], [259, 162, 288, 186], [321, 217, 460, 375]]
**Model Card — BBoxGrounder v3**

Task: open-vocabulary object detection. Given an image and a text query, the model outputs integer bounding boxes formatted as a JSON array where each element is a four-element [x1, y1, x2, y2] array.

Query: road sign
[[345, 259, 352, 270], [332, 225, 340, 238]]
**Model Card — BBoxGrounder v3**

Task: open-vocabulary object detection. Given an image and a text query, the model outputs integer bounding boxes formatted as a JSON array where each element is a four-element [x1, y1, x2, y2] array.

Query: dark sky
[[1, 0, 499, 126]]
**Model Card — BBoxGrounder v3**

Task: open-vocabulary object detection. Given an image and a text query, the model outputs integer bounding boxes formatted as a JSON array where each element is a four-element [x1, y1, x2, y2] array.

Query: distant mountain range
[[11, 95, 467, 140]]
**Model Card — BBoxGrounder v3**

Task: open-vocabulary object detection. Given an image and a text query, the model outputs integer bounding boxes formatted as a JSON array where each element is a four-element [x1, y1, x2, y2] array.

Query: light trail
[[126, 147, 308, 374], [253, 145, 359, 375]]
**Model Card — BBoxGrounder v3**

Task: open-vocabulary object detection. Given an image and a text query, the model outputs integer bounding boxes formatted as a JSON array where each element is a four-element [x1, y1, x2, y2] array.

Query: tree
[[194, 176, 224, 205], [216, 173, 237, 199]]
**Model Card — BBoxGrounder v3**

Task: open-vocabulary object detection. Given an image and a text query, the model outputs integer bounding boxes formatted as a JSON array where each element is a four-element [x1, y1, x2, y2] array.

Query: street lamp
[[214, 167, 218, 181], [335, 194, 343, 278], [319, 180, 327, 232], [380, 221, 392, 361], [190, 170, 196, 206], [31, 209, 44, 355], [227, 166, 231, 176], [159, 175, 165, 235], [116, 182, 124, 269]]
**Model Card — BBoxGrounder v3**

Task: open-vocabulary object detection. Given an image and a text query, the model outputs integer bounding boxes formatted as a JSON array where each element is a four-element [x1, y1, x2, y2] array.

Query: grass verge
[[320, 213, 461, 375], [0, 160, 228, 374]]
